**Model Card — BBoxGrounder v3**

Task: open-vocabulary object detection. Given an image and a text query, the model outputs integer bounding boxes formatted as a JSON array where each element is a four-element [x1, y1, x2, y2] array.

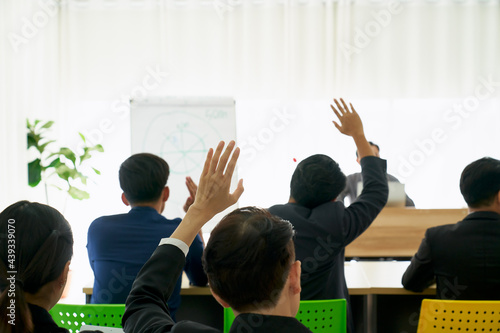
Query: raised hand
[[330, 98, 364, 139], [191, 140, 244, 220], [183, 176, 198, 213], [330, 98, 374, 160], [170, 141, 244, 246]]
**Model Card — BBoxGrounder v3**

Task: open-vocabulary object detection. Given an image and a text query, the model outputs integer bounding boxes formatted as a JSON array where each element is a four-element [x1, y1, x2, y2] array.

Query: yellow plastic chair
[[224, 299, 347, 333], [416, 299, 500, 332], [49, 303, 126, 333]]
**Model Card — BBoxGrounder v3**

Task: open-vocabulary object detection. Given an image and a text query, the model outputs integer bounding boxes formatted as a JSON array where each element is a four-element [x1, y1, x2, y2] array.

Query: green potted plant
[[27, 119, 104, 206]]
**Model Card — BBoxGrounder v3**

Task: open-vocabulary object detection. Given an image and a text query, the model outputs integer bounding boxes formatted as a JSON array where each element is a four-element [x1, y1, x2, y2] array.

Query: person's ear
[[162, 186, 170, 202], [59, 261, 71, 289], [211, 288, 231, 308], [121, 193, 130, 206], [289, 260, 301, 295]]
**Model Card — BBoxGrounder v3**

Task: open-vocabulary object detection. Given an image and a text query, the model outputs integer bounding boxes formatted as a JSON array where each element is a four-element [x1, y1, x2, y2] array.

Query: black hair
[[203, 207, 295, 312], [0, 201, 73, 333], [119, 153, 170, 205], [459, 157, 500, 208], [290, 154, 346, 209]]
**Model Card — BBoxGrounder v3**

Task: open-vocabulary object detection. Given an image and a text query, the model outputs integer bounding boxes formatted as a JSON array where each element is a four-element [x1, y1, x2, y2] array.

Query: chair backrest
[[49, 303, 126, 332], [417, 299, 500, 333], [223, 299, 347, 333]]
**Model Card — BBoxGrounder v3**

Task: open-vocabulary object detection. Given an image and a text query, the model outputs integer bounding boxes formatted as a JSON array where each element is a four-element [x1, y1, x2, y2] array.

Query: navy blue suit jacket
[[87, 206, 207, 319]]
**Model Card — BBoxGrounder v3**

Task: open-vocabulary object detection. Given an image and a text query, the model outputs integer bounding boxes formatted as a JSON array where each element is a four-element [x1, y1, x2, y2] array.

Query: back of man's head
[[203, 207, 295, 312], [290, 154, 346, 209], [460, 157, 500, 209], [119, 153, 170, 205]]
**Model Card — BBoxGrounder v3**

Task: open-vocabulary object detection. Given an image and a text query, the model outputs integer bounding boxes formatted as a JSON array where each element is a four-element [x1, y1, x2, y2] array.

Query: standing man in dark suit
[[123, 141, 312, 333], [402, 157, 500, 299], [268, 98, 389, 333], [337, 141, 415, 207]]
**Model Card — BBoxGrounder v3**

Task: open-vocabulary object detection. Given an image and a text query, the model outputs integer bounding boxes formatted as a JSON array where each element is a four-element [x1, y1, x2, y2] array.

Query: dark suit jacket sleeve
[[184, 234, 208, 286], [340, 156, 388, 246], [402, 229, 435, 292], [123, 244, 183, 333]]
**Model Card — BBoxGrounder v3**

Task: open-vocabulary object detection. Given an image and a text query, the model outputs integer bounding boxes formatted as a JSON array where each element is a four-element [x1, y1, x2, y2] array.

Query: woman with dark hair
[[0, 201, 98, 333]]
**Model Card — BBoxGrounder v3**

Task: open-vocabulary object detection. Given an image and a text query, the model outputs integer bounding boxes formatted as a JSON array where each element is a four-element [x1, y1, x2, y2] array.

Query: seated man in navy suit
[[87, 153, 207, 320], [123, 141, 312, 333], [402, 157, 500, 299]]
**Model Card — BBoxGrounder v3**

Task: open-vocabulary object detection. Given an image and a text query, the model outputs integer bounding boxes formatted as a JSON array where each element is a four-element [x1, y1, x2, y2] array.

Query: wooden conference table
[[83, 208, 467, 332]]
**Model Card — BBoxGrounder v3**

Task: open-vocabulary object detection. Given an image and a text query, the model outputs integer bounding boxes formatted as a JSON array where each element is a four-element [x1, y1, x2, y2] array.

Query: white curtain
[[55, 0, 500, 100], [0, 0, 61, 209]]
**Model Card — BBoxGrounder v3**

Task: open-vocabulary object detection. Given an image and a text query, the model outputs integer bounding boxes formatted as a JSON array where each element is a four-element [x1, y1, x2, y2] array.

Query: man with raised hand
[[123, 141, 312, 333], [268, 98, 389, 333]]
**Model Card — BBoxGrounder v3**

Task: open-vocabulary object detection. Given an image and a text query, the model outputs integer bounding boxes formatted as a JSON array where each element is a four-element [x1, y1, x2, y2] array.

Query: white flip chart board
[[130, 96, 237, 230]]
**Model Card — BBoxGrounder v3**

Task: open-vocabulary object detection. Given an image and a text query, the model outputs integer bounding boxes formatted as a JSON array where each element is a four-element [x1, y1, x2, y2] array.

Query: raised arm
[[123, 141, 243, 333], [171, 140, 244, 246], [331, 98, 388, 245], [330, 98, 374, 160]]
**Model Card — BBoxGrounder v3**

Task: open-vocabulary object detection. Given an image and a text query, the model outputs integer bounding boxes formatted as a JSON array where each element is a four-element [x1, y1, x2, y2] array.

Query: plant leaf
[[93, 144, 104, 152], [92, 167, 101, 175], [68, 186, 90, 200], [47, 157, 61, 169], [27, 132, 38, 149], [58, 147, 77, 164], [55, 164, 76, 181], [79, 132, 86, 143], [39, 140, 56, 152], [80, 144, 104, 163], [28, 159, 42, 187], [40, 121, 54, 129]]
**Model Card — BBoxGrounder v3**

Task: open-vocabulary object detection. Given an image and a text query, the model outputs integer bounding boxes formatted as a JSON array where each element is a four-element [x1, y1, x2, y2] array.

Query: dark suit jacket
[[123, 244, 312, 333], [402, 211, 500, 300], [268, 156, 388, 333]]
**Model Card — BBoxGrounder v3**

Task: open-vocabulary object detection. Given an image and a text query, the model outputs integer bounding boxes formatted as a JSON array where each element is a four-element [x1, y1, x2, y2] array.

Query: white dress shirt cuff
[[159, 238, 189, 257]]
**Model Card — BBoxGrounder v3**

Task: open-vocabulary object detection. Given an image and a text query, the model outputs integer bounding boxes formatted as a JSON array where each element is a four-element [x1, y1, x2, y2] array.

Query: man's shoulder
[[425, 221, 464, 239], [346, 172, 361, 179], [89, 213, 129, 228], [269, 202, 341, 220], [268, 203, 306, 216]]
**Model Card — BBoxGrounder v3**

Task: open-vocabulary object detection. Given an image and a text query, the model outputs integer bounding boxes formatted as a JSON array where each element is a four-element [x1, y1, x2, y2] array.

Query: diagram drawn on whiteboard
[[140, 111, 225, 175]]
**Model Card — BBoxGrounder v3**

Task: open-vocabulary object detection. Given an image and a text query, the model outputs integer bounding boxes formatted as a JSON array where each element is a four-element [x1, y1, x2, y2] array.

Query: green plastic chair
[[49, 303, 126, 332], [223, 299, 347, 333]]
